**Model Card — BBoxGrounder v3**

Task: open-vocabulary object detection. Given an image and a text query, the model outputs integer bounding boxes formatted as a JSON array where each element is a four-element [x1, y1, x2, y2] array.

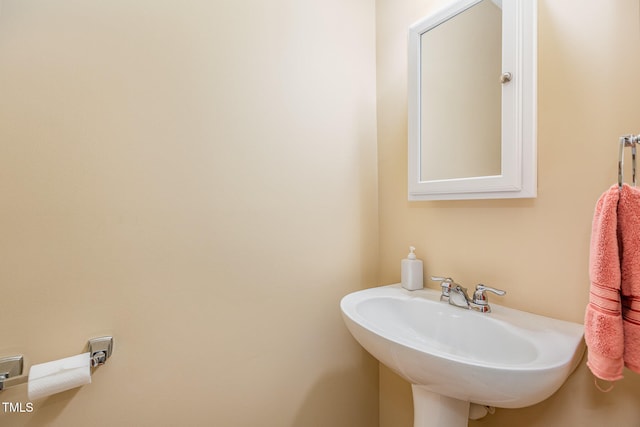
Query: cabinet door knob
[[500, 72, 512, 84]]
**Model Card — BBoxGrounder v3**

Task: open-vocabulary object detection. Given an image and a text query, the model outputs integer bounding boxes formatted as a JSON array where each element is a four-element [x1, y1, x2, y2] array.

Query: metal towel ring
[[619, 135, 640, 188]]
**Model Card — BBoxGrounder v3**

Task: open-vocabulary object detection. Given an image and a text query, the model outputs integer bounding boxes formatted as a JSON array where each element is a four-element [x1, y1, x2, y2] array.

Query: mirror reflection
[[420, 0, 502, 181]]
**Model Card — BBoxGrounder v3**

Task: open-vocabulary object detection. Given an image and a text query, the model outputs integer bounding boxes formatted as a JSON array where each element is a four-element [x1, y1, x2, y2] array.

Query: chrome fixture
[[88, 336, 113, 368], [430, 276, 454, 302], [471, 284, 507, 313], [0, 356, 26, 391], [619, 133, 640, 188], [0, 336, 114, 392], [500, 72, 512, 84], [430, 277, 506, 313]]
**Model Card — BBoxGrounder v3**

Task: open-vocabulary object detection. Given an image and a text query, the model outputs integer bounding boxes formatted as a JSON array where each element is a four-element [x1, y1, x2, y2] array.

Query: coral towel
[[617, 184, 640, 373], [585, 184, 640, 381], [585, 185, 624, 381]]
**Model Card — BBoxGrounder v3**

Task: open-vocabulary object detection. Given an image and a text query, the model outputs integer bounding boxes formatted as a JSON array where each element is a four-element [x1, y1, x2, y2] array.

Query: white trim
[[408, 0, 537, 201]]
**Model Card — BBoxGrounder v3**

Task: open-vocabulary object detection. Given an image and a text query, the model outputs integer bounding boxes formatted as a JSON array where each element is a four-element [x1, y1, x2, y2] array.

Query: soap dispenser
[[401, 246, 423, 291]]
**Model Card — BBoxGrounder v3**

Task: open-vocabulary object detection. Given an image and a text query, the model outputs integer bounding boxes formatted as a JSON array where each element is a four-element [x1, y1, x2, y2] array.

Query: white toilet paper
[[27, 352, 92, 400]]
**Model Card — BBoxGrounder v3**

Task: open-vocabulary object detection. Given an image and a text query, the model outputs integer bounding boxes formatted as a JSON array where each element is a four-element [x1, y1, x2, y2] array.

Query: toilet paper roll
[[27, 352, 92, 400]]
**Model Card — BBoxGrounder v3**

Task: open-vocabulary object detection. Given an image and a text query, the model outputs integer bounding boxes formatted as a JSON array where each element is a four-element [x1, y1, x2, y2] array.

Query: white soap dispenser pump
[[401, 246, 423, 291]]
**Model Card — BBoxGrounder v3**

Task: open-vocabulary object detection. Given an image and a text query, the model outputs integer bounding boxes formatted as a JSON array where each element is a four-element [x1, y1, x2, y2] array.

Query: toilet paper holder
[[88, 336, 113, 367], [0, 336, 114, 392], [0, 355, 26, 391]]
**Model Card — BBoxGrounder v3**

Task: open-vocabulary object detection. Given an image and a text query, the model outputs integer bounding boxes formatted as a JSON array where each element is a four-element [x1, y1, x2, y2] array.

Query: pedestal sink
[[340, 284, 585, 427]]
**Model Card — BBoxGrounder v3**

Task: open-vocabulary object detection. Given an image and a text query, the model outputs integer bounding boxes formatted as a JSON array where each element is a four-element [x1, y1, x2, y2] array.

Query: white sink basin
[[341, 284, 584, 426]]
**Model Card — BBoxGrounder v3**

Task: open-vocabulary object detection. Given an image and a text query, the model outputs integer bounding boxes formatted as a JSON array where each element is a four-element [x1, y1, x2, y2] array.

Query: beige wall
[[0, 1, 379, 426], [377, 0, 640, 426], [3, 0, 640, 425]]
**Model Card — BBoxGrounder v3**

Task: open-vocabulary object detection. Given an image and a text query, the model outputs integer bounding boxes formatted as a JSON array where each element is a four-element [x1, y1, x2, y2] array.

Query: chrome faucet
[[431, 276, 454, 302], [430, 277, 506, 313]]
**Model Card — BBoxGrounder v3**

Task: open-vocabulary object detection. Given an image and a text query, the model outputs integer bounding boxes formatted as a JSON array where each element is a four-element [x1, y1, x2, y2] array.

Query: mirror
[[408, 0, 536, 200]]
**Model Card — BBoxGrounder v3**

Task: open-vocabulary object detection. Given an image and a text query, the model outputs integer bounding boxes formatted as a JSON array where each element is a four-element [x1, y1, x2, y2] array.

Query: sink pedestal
[[412, 385, 470, 427]]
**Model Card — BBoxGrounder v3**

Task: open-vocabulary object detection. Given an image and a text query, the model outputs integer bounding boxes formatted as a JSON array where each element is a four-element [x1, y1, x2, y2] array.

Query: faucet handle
[[430, 276, 455, 301], [430, 276, 453, 284], [476, 284, 506, 295], [430, 276, 454, 289], [472, 284, 506, 306]]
